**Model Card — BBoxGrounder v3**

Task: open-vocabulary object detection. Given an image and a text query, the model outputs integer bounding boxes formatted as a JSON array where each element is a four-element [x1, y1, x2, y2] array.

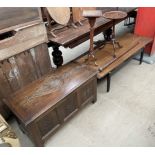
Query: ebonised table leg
[[104, 27, 113, 42], [139, 48, 144, 65], [107, 72, 111, 92], [94, 27, 113, 48], [48, 42, 63, 68]]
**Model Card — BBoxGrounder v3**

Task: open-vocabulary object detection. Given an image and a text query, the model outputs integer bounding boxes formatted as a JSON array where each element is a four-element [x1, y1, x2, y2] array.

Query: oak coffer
[[4, 62, 97, 146]]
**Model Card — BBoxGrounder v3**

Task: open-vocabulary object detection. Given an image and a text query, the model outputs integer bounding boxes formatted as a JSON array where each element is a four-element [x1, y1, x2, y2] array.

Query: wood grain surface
[[77, 33, 152, 79], [72, 7, 96, 23], [5, 62, 97, 146], [46, 7, 70, 25], [0, 43, 52, 119], [0, 23, 48, 61], [0, 7, 42, 34], [5, 62, 96, 125]]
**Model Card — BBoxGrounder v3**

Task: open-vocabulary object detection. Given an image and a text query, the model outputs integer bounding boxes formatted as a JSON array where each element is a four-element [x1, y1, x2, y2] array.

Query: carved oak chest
[[4, 62, 97, 146]]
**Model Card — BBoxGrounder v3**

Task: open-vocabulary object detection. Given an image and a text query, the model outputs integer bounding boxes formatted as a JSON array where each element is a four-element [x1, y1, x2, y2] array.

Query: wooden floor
[[77, 33, 152, 79]]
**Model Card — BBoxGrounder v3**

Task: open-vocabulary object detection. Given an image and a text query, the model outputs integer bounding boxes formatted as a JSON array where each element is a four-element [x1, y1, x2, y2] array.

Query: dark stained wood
[[78, 77, 97, 106], [0, 64, 13, 118], [77, 33, 153, 79], [0, 96, 11, 119], [37, 109, 60, 137], [1, 59, 20, 92], [48, 7, 136, 48], [15, 51, 38, 87], [0, 8, 49, 119], [5, 62, 97, 146], [6, 62, 96, 124], [0, 8, 42, 34], [27, 122, 45, 147], [0, 43, 52, 119], [34, 44, 52, 76], [57, 92, 78, 122], [0, 64, 12, 96]]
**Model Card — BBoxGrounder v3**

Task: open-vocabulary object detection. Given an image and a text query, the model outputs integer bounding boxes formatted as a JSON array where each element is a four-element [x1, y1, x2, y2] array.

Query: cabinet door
[[57, 92, 78, 122]]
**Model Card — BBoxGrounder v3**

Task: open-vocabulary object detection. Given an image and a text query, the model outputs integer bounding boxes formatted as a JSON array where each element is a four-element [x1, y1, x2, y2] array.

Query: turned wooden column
[[48, 42, 63, 68], [103, 11, 127, 57], [83, 10, 102, 66]]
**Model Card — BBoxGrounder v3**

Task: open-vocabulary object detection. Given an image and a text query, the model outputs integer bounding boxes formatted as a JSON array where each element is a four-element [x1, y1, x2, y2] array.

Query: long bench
[[0, 20, 97, 146], [0, 7, 98, 147], [4, 62, 97, 146], [77, 33, 153, 91]]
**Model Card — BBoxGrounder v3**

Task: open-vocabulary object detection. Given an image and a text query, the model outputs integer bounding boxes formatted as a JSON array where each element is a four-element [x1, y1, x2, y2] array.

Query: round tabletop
[[82, 10, 102, 18], [46, 7, 70, 25], [103, 11, 127, 20]]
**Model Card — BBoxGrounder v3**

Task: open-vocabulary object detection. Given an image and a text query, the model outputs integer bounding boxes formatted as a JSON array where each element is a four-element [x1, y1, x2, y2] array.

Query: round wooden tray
[[103, 11, 127, 20], [46, 7, 70, 25]]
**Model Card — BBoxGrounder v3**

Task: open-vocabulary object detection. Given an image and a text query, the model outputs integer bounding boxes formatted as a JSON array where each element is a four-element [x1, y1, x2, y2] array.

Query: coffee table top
[[103, 11, 127, 20]]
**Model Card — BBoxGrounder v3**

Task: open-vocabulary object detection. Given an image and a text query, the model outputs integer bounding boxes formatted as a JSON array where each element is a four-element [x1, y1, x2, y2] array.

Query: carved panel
[[57, 92, 78, 121], [78, 78, 95, 106], [37, 110, 60, 137]]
